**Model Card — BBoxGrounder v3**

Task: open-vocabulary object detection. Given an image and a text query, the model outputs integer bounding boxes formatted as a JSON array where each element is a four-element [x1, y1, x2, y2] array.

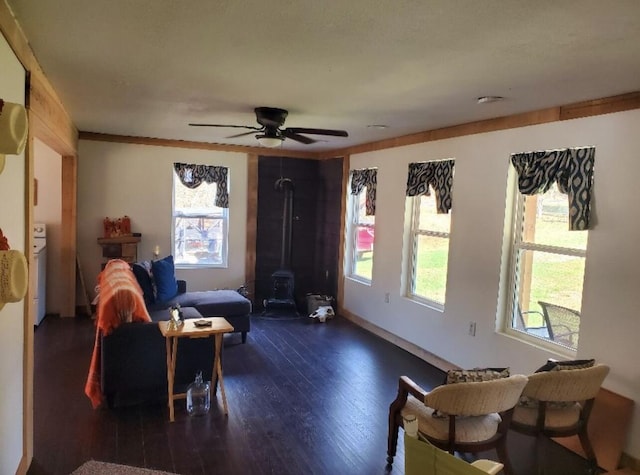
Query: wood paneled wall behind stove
[[255, 157, 343, 312]]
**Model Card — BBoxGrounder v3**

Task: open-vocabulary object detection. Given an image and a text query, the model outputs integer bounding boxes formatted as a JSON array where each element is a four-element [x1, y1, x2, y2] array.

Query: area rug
[[70, 460, 179, 475]]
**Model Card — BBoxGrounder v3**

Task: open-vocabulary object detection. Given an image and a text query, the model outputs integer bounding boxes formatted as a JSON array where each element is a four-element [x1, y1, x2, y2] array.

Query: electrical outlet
[[384, 293, 390, 303], [468, 321, 476, 336]]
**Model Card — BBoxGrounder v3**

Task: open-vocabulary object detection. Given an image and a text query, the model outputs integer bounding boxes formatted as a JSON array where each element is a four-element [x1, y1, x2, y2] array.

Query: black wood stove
[[264, 178, 298, 315]]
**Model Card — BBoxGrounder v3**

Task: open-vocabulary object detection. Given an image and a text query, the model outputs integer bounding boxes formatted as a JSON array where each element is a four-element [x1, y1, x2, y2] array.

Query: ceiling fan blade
[[282, 129, 316, 144], [286, 127, 348, 137], [226, 130, 261, 139], [188, 123, 261, 130]]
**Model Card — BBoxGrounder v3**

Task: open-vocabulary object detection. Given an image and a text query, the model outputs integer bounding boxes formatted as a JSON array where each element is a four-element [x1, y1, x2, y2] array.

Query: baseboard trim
[[16, 454, 29, 475], [339, 307, 459, 372], [620, 453, 640, 472]]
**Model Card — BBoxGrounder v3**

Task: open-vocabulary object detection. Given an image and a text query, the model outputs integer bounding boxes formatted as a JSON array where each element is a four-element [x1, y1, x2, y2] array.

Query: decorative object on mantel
[[0, 98, 29, 176], [0, 228, 29, 311], [103, 216, 132, 238], [97, 234, 142, 267]]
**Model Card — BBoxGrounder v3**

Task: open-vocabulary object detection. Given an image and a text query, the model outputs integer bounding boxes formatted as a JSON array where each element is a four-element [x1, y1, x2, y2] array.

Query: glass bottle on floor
[[186, 371, 210, 416]]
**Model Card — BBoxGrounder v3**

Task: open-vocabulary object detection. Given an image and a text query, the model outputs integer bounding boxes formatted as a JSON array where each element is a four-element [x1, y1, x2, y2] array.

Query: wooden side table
[[158, 317, 234, 422]]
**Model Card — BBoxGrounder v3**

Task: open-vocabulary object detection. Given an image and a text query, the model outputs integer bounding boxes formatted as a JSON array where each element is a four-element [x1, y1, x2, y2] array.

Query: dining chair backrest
[[522, 364, 609, 402], [424, 374, 528, 416]]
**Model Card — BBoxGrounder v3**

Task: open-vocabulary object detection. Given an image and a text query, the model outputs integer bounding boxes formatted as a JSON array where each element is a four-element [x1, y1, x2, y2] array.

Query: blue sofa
[[100, 259, 251, 407]]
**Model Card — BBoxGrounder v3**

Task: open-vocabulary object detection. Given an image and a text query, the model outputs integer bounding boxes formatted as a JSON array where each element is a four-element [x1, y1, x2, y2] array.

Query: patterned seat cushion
[[512, 402, 581, 428]]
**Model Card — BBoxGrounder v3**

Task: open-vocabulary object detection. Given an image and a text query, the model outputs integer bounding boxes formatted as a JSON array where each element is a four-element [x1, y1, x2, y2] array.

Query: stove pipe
[[275, 178, 294, 269]]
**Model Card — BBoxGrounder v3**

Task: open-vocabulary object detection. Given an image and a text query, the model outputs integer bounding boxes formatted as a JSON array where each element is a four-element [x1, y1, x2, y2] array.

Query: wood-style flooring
[[28, 314, 597, 475]]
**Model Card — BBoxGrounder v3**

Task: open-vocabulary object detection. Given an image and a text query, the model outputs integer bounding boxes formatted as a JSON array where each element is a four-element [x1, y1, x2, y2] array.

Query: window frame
[[171, 173, 229, 269], [406, 194, 451, 310], [504, 186, 587, 353], [347, 185, 375, 284]]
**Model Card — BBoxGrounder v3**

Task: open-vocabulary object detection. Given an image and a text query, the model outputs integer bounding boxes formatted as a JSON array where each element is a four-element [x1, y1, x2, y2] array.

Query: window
[[347, 168, 377, 282], [506, 147, 594, 351], [407, 193, 451, 306], [349, 187, 375, 281], [404, 159, 454, 307], [172, 167, 229, 267]]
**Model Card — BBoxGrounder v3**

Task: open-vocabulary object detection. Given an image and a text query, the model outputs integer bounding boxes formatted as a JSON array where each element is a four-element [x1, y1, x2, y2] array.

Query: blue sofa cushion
[[170, 289, 251, 316], [152, 255, 178, 303], [131, 262, 155, 305]]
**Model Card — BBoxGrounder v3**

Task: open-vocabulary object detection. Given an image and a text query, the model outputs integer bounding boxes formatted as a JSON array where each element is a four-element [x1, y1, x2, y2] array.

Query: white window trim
[[405, 196, 449, 310], [171, 175, 229, 269], [503, 190, 585, 355], [346, 186, 374, 285]]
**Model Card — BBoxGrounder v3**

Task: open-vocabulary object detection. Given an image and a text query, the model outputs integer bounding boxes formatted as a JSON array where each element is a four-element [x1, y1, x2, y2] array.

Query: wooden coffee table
[[158, 317, 234, 422]]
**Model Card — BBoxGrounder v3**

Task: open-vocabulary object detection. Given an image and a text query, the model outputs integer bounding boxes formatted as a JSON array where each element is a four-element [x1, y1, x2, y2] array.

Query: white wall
[[0, 31, 27, 475], [34, 138, 63, 315], [77, 140, 248, 294], [344, 109, 640, 458]]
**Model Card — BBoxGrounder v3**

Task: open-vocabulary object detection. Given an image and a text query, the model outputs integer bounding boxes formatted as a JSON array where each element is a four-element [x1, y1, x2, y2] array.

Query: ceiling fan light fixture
[[256, 134, 284, 148]]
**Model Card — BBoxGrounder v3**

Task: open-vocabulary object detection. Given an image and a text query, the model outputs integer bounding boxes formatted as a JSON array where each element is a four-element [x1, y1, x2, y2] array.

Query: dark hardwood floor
[[28, 314, 597, 475]]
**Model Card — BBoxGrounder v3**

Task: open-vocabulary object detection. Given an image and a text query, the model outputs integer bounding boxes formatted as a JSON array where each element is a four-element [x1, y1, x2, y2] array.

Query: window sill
[[345, 275, 372, 286], [499, 328, 577, 358], [175, 264, 228, 270], [405, 295, 445, 313]]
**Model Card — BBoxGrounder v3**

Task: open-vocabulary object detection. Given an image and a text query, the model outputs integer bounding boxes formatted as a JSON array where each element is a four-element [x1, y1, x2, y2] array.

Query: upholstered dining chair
[[387, 374, 528, 475], [511, 364, 610, 472]]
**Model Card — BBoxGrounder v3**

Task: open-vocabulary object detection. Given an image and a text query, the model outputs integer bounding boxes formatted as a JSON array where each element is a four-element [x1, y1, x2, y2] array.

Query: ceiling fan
[[189, 107, 348, 147]]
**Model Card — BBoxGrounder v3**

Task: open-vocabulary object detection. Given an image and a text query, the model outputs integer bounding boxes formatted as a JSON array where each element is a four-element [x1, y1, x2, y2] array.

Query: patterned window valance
[[173, 163, 229, 208], [510, 147, 595, 230], [406, 159, 454, 214], [350, 168, 377, 216]]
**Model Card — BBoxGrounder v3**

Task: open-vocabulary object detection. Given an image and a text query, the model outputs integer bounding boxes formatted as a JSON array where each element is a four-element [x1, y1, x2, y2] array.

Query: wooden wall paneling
[[61, 155, 77, 317], [79, 132, 323, 160], [336, 154, 349, 313], [559, 92, 640, 121], [245, 154, 258, 303], [313, 157, 343, 299], [28, 71, 78, 155], [329, 108, 561, 157], [21, 130, 35, 474]]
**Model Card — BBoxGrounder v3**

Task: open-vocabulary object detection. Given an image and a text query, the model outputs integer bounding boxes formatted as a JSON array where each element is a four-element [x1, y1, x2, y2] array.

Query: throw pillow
[[131, 262, 155, 305], [432, 367, 510, 418], [520, 358, 596, 409], [534, 358, 595, 373], [152, 255, 178, 303]]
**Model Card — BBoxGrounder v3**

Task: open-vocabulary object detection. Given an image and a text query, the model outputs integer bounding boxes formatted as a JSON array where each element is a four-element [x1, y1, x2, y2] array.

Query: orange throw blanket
[[84, 259, 151, 408]]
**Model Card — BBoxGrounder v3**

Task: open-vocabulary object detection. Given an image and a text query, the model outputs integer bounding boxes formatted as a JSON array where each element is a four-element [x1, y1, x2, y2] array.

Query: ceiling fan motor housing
[[255, 107, 288, 128]]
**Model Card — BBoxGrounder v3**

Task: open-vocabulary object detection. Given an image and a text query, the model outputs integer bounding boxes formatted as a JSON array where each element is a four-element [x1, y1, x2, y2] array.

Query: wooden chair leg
[[578, 427, 598, 470], [386, 412, 401, 465], [386, 377, 412, 466]]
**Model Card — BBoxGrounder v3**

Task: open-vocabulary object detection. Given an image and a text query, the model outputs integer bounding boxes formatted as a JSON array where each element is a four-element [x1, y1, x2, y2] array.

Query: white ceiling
[[7, 0, 640, 152]]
